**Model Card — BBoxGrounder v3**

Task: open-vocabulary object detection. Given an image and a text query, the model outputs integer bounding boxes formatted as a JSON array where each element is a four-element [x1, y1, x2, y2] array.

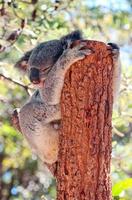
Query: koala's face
[[28, 40, 63, 86]]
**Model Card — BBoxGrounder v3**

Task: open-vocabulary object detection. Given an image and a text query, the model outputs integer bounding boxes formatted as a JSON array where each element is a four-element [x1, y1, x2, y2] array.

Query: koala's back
[[29, 40, 64, 68]]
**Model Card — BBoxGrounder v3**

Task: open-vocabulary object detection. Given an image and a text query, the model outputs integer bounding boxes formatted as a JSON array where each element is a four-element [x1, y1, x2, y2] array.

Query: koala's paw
[[63, 42, 92, 66], [11, 109, 21, 132], [50, 120, 61, 130], [107, 42, 120, 61]]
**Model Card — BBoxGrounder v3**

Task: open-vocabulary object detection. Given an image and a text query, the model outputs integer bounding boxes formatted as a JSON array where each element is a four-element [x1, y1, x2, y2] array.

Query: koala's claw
[[107, 42, 120, 61], [107, 42, 119, 50], [62, 42, 92, 66], [75, 42, 87, 49], [79, 49, 92, 56], [11, 109, 21, 132], [71, 43, 92, 60]]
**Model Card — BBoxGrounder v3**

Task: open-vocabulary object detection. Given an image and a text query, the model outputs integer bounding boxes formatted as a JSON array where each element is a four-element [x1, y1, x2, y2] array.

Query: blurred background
[[0, 0, 132, 199]]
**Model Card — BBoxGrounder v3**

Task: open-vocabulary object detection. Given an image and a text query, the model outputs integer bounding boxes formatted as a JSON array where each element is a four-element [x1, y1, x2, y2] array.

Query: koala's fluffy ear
[[15, 50, 33, 72], [60, 30, 83, 49]]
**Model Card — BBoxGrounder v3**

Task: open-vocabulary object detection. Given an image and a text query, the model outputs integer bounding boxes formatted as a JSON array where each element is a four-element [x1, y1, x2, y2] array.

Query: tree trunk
[[56, 40, 113, 200]]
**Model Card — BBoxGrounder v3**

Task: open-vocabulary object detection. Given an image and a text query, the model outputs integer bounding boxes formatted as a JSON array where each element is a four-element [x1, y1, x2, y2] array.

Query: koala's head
[[15, 40, 64, 86], [28, 40, 64, 85]]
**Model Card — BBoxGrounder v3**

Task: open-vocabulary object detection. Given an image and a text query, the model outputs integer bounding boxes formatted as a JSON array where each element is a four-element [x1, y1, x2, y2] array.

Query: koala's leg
[[19, 101, 60, 134], [12, 89, 60, 133], [107, 43, 121, 103], [40, 43, 92, 105], [17, 100, 60, 164]]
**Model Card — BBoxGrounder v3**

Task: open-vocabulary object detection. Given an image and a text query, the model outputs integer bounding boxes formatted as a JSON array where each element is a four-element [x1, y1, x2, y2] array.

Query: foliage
[[112, 178, 132, 196], [0, 0, 132, 199]]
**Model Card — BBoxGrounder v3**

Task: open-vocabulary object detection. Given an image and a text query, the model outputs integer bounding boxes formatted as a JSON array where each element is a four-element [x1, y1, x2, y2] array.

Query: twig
[[0, 29, 23, 53], [0, 73, 32, 95], [113, 126, 124, 137]]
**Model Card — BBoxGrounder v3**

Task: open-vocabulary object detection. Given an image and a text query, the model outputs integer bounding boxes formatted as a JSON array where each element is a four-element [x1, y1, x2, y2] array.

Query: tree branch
[[56, 40, 114, 200], [0, 73, 32, 95]]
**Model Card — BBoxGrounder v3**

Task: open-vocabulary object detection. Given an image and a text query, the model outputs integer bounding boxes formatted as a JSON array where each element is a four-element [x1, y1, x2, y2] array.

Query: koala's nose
[[29, 68, 40, 84]]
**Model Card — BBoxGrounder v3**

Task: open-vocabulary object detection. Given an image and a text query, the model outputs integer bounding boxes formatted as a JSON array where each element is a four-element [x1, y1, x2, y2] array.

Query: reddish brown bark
[[56, 40, 114, 200]]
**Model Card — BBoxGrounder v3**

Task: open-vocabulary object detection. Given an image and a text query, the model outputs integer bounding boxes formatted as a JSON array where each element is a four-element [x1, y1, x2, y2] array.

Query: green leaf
[[112, 178, 132, 196]]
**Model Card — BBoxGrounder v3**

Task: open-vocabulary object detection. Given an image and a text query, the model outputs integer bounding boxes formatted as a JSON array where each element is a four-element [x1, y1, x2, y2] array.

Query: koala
[[12, 30, 121, 165], [13, 30, 93, 164]]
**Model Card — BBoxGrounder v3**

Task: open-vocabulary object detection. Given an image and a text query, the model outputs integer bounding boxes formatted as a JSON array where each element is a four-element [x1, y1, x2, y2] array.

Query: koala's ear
[[15, 49, 33, 72], [60, 30, 83, 49]]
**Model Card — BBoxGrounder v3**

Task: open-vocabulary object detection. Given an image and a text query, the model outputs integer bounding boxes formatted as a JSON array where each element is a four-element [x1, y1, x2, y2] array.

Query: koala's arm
[[40, 43, 91, 105]]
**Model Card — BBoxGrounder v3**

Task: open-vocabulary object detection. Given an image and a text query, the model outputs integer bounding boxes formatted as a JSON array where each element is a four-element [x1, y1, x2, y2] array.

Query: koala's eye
[[41, 67, 50, 72], [40, 67, 52, 75]]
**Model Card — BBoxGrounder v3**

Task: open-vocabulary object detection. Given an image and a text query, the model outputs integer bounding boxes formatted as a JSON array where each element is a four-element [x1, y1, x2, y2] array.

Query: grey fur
[[17, 42, 92, 164], [15, 30, 82, 74]]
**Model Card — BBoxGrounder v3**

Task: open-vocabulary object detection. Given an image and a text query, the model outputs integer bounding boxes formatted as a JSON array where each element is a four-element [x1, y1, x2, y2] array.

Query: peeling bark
[[56, 40, 114, 200]]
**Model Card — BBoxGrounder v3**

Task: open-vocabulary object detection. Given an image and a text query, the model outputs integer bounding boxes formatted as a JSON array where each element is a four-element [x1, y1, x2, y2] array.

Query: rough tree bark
[[56, 40, 114, 200]]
